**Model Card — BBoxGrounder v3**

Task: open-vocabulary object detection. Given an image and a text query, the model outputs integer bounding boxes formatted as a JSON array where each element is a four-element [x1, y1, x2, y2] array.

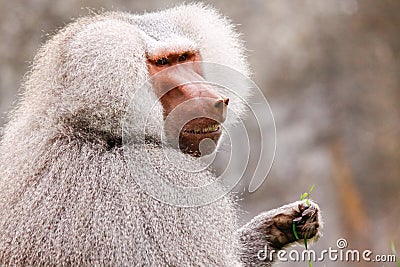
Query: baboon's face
[[147, 51, 229, 157]]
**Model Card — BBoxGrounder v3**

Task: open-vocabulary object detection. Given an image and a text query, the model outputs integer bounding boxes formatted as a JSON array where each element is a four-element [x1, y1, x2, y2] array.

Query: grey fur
[[0, 4, 321, 266]]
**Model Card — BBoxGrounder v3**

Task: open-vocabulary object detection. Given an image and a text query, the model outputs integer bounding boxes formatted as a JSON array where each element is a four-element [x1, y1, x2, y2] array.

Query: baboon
[[0, 4, 321, 266]]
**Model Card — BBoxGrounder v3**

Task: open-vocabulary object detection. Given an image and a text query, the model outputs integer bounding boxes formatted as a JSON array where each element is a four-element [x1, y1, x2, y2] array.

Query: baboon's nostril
[[214, 99, 224, 109], [215, 98, 229, 108]]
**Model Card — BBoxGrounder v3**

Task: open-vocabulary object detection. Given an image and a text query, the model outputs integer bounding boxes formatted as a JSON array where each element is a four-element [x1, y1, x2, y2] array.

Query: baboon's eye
[[156, 57, 169, 66], [178, 54, 187, 62]]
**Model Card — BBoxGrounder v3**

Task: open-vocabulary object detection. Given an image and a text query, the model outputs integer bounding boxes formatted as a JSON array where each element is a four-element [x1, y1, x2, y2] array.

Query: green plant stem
[[391, 241, 400, 267], [292, 223, 299, 240], [293, 185, 315, 267]]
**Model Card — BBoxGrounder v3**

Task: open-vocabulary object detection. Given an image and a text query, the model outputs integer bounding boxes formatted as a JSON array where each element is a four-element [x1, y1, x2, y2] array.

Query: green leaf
[[292, 222, 300, 240], [391, 241, 400, 267], [300, 193, 308, 200], [309, 184, 315, 194], [391, 240, 397, 253]]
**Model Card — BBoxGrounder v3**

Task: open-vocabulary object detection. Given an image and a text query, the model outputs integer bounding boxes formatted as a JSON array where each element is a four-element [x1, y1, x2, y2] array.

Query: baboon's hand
[[265, 200, 322, 249], [238, 200, 322, 266]]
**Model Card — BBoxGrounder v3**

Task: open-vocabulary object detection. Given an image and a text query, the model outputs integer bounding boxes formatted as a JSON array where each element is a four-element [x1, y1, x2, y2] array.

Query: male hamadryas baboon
[[0, 4, 322, 266]]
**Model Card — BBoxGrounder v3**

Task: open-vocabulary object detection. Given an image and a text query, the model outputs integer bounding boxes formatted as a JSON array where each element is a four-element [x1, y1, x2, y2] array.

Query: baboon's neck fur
[[0, 130, 242, 265]]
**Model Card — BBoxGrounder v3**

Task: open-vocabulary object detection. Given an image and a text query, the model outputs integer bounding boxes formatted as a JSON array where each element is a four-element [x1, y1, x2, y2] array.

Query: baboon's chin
[[179, 130, 221, 157], [177, 119, 221, 157]]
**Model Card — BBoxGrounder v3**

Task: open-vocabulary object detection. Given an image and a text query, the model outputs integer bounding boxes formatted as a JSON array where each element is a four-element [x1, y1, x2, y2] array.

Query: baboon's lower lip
[[182, 124, 221, 134]]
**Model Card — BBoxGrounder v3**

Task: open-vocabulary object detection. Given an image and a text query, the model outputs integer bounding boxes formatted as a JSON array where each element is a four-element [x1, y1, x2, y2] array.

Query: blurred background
[[0, 0, 399, 266]]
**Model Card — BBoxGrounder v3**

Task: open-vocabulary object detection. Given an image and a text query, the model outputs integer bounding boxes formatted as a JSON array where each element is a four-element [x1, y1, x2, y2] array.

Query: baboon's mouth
[[182, 124, 221, 134], [179, 118, 222, 157]]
